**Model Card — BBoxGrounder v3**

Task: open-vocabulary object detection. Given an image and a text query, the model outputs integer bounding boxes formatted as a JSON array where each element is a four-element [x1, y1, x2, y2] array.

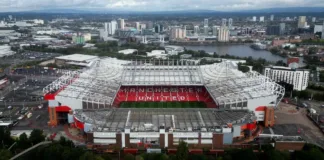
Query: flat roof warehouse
[[55, 54, 98, 63]]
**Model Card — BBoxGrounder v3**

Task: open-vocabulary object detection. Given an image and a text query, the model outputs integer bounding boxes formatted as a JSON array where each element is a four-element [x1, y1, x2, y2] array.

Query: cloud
[[0, 0, 323, 12]]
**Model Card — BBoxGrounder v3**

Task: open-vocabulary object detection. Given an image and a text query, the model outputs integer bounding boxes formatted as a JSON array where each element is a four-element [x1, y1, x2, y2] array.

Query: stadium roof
[[43, 58, 284, 109], [74, 108, 256, 132]]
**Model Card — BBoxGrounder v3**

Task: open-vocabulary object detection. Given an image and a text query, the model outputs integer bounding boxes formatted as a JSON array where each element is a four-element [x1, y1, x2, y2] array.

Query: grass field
[[119, 101, 206, 108]]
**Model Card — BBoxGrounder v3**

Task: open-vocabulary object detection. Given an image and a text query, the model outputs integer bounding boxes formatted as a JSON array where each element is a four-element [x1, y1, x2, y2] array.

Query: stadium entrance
[[57, 112, 68, 124]]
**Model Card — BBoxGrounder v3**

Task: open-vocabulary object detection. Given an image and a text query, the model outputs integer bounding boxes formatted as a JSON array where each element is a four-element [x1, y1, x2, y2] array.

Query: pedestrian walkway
[[63, 125, 85, 143]]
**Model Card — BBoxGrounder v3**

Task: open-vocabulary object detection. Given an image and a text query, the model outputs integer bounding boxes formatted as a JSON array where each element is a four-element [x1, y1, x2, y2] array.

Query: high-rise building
[[218, 27, 229, 42], [312, 17, 316, 23], [228, 18, 233, 29], [104, 23, 108, 32], [221, 18, 227, 27], [260, 16, 265, 22], [298, 16, 307, 28], [110, 20, 118, 35], [154, 24, 163, 33], [266, 25, 280, 35], [204, 18, 208, 27], [252, 16, 257, 22], [170, 26, 186, 40], [212, 26, 218, 36], [264, 66, 309, 91], [118, 18, 125, 30], [108, 22, 112, 35], [280, 23, 286, 35], [136, 22, 140, 30], [270, 15, 274, 21], [203, 26, 209, 35], [147, 21, 153, 29], [194, 25, 199, 35], [160, 25, 164, 32], [140, 23, 146, 30]]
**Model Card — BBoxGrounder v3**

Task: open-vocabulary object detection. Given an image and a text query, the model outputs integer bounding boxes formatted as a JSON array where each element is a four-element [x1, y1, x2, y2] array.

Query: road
[[9, 141, 52, 160]]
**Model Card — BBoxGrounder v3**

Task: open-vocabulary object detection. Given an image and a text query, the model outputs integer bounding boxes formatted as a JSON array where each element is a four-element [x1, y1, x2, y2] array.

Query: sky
[[0, 0, 324, 12]]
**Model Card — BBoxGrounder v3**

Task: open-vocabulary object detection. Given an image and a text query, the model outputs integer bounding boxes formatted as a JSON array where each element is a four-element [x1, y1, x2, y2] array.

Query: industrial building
[[54, 54, 98, 67]]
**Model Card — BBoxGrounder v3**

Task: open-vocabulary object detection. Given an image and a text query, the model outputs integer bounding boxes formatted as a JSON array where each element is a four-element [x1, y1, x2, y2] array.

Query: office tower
[[252, 16, 257, 22], [212, 26, 218, 36], [147, 21, 153, 29], [279, 23, 286, 35], [222, 18, 227, 27], [260, 16, 265, 22], [204, 26, 209, 35], [312, 17, 316, 23], [110, 20, 118, 35], [298, 16, 307, 28], [140, 23, 146, 30], [136, 22, 140, 30], [104, 23, 108, 32], [266, 25, 280, 35], [218, 27, 229, 42], [160, 25, 164, 32], [270, 15, 274, 21], [194, 25, 199, 35], [154, 25, 160, 33], [118, 18, 125, 30], [204, 18, 208, 27], [228, 18, 233, 29]]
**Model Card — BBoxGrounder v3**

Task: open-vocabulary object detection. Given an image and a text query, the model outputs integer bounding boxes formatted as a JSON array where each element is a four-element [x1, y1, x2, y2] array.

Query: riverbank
[[169, 41, 253, 46]]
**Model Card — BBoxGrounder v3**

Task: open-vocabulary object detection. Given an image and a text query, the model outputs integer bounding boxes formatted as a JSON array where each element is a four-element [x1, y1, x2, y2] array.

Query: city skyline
[[0, 0, 324, 12]]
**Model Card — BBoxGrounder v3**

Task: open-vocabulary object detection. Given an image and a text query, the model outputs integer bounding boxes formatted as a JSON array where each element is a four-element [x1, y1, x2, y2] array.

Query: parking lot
[[12, 66, 63, 77], [272, 102, 324, 148], [0, 51, 62, 65], [1, 79, 53, 103]]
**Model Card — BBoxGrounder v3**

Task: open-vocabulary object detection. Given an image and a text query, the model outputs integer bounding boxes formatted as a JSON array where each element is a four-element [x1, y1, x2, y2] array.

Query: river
[[183, 44, 287, 62]]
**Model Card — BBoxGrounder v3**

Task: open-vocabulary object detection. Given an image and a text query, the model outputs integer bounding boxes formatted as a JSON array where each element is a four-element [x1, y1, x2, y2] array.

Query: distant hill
[[18, 7, 324, 14], [237, 7, 324, 13]]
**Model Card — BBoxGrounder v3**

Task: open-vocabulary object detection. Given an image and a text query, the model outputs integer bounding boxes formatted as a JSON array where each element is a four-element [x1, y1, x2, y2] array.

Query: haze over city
[[0, 0, 324, 12]]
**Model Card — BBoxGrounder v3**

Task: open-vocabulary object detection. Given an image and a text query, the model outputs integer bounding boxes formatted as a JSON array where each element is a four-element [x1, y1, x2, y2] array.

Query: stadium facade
[[44, 58, 284, 148]]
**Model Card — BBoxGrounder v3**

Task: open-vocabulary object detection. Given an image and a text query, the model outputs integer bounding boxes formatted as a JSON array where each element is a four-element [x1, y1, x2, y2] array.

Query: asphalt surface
[[0, 51, 61, 66]]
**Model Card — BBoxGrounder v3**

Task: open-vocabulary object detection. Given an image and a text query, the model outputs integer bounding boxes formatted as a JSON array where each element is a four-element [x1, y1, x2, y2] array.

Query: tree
[[0, 127, 14, 148], [135, 155, 144, 160], [0, 149, 12, 160], [124, 153, 135, 160], [79, 152, 104, 160], [17, 132, 31, 149], [308, 47, 318, 55], [176, 141, 189, 160], [29, 129, 45, 145], [238, 65, 250, 73], [275, 60, 286, 66]]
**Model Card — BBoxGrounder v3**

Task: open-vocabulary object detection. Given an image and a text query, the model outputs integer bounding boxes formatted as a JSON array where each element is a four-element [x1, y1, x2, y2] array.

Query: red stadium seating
[[113, 86, 217, 108]]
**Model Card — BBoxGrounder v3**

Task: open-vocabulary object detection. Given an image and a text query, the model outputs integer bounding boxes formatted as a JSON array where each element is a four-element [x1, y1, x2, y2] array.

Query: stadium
[[43, 58, 285, 149]]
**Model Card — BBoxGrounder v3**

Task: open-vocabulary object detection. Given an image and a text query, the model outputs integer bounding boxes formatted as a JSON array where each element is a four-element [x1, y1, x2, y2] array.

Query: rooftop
[[74, 108, 255, 132], [43, 58, 284, 109], [55, 54, 98, 62]]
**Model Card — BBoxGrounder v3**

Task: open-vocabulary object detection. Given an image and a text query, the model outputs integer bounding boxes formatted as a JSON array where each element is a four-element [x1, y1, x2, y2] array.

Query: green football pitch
[[119, 101, 206, 108]]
